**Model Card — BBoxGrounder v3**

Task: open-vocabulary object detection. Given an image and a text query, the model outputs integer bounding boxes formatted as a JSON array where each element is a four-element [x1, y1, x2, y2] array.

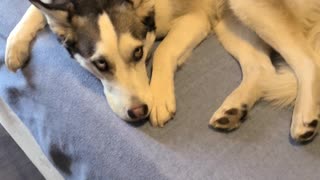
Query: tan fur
[[228, 0, 320, 141], [5, 5, 46, 72], [261, 66, 297, 107], [249, 0, 320, 109]]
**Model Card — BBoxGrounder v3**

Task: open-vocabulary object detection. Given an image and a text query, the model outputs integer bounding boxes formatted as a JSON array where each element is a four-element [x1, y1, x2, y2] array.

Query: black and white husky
[[5, 0, 320, 143]]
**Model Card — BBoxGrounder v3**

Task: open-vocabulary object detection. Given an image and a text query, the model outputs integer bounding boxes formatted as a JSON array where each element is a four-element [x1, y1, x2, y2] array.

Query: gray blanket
[[1, 1, 320, 179]]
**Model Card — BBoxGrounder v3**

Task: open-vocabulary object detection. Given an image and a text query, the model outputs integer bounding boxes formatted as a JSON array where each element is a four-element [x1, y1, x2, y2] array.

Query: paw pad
[[292, 119, 319, 143], [211, 104, 249, 131], [308, 120, 318, 128], [216, 117, 230, 125], [225, 108, 238, 116], [299, 131, 316, 140], [240, 104, 248, 122]]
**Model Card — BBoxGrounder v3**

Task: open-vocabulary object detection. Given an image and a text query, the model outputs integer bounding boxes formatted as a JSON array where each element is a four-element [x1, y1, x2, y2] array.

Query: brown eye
[[93, 58, 110, 72], [133, 46, 144, 62]]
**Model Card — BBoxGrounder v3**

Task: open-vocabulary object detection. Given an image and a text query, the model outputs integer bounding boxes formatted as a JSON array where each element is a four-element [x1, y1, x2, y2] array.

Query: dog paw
[[290, 93, 320, 143], [291, 117, 319, 143], [209, 104, 248, 131], [150, 79, 176, 127], [5, 34, 30, 72]]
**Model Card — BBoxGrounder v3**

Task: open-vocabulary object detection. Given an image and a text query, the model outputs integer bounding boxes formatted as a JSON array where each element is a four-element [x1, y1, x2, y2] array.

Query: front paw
[[5, 34, 30, 72], [150, 79, 176, 127]]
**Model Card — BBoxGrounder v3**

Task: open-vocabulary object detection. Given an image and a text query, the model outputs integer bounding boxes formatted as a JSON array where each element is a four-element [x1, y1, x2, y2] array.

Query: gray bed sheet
[[1, 1, 320, 179]]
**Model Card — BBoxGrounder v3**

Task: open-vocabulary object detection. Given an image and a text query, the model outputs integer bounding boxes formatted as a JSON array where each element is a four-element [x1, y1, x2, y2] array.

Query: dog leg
[[5, 5, 46, 72], [210, 12, 275, 130], [230, 0, 320, 142], [150, 12, 211, 127]]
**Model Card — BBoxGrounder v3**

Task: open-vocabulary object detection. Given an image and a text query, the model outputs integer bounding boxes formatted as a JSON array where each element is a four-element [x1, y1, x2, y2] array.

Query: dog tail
[[260, 65, 297, 107]]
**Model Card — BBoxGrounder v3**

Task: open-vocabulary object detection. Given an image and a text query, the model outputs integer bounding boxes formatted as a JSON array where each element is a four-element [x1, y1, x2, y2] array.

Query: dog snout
[[127, 104, 149, 120]]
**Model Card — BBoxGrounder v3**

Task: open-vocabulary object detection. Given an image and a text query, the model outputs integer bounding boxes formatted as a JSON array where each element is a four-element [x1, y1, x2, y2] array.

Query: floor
[[0, 125, 44, 180]]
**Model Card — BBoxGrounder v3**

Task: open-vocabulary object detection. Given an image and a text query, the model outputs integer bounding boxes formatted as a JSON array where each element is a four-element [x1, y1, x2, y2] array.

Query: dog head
[[30, 0, 156, 121]]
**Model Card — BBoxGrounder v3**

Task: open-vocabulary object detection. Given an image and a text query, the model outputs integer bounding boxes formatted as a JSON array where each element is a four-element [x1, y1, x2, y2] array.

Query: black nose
[[128, 104, 149, 120]]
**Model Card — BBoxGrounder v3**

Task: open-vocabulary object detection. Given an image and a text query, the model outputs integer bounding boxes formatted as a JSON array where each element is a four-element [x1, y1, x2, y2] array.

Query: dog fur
[[5, 0, 320, 143]]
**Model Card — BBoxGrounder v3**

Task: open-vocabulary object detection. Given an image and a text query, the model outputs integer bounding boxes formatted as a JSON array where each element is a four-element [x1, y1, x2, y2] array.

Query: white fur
[[40, 0, 52, 4]]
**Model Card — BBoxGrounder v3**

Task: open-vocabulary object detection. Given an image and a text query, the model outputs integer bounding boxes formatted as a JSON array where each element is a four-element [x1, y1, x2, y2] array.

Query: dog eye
[[93, 58, 110, 72], [132, 46, 144, 62]]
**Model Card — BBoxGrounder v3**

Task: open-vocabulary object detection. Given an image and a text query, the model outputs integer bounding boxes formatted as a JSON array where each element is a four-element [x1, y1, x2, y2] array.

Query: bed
[[1, 1, 320, 179]]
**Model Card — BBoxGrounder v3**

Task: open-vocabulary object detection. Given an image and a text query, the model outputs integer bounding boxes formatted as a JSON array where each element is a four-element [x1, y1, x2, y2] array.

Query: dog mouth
[[125, 117, 149, 127]]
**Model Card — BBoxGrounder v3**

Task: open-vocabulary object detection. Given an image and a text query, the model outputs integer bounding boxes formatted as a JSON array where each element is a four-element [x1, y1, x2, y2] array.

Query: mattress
[[1, 1, 320, 179]]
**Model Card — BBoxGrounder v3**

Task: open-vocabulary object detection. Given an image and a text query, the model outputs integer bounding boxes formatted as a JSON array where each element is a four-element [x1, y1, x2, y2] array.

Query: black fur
[[49, 144, 72, 175], [31, 0, 156, 58]]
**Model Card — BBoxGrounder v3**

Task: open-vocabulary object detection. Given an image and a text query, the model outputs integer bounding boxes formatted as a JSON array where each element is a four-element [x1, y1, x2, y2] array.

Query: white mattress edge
[[0, 98, 64, 180]]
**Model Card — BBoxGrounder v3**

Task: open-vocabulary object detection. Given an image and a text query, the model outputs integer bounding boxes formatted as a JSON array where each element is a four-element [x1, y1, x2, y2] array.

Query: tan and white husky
[[5, 0, 320, 143]]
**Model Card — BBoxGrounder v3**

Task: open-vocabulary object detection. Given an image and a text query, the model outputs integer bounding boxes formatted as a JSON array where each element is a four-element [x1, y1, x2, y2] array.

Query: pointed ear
[[125, 0, 143, 9], [126, 0, 154, 17], [29, 0, 74, 12]]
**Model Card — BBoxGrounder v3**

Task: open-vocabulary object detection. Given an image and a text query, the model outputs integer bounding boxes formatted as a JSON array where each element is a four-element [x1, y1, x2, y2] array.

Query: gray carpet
[[0, 125, 44, 180]]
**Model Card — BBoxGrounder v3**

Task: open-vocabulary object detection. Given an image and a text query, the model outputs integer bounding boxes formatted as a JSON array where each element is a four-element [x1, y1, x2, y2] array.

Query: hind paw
[[291, 118, 319, 143], [209, 104, 248, 131]]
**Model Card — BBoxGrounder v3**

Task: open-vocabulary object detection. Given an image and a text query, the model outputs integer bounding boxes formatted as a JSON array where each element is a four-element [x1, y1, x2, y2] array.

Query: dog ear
[[29, 0, 74, 12], [125, 0, 143, 9], [125, 0, 154, 10], [126, 0, 154, 16]]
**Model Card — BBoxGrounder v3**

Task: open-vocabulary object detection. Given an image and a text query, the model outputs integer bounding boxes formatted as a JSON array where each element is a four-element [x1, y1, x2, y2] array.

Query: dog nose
[[128, 104, 149, 120]]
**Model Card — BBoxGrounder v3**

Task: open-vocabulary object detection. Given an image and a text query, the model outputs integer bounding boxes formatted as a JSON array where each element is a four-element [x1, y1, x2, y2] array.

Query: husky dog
[[5, 0, 320, 143]]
